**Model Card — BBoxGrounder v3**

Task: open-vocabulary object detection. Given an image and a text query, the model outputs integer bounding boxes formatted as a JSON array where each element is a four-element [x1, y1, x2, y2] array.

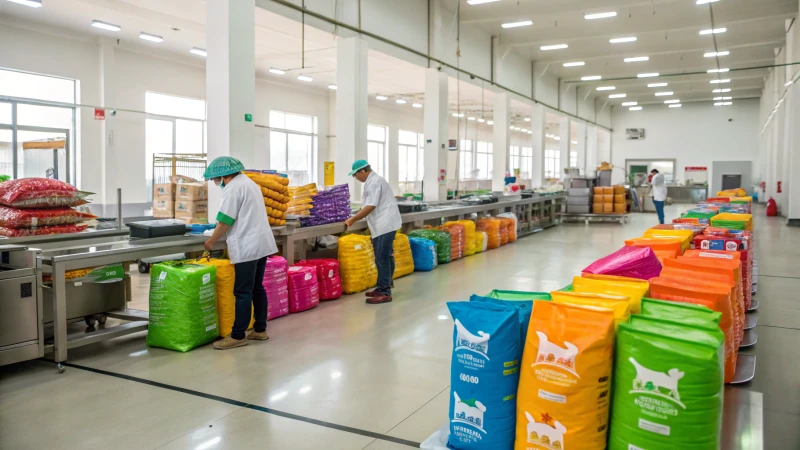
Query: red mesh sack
[[0, 206, 96, 229], [287, 265, 320, 313], [0, 178, 90, 208], [0, 223, 88, 237], [295, 258, 342, 300], [497, 217, 514, 244], [477, 218, 501, 249], [438, 224, 465, 260]]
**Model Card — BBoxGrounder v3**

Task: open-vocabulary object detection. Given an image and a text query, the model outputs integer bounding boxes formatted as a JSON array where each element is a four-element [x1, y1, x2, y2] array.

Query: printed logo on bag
[[159, 271, 167, 281], [533, 331, 580, 379], [452, 391, 487, 434], [525, 411, 566, 449], [699, 252, 733, 259], [628, 357, 686, 413], [202, 273, 211, 284], [454, 319, 490, 360]]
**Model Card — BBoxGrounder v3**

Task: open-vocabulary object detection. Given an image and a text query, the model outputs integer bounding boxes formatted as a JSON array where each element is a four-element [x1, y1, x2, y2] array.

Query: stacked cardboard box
[[613, 185, 627, 214], [175, 182, 209, 224], [592, 186, 626, 214], [153, 182, 176, 218], [566, 187, 593, 214]]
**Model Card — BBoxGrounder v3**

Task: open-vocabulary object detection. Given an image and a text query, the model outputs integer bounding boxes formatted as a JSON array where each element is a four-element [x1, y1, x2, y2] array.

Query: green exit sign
[[244, 113, 252, 122]]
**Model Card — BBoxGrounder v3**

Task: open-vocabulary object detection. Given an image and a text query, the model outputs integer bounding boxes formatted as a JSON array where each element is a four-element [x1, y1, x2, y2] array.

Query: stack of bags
[[592, 185, 626, 214], [153, 174, 196, 219], [244, 171, 290, 226], [446, 220, 476, 256], [694, 226, 754, 310], [263, 256, 289, 320], [409, 229, 452, 264], [301, 184, 351, 227], [408, 236, 438, 271], [193, 257, 254, 336], [496, 217, 514, 245], [681, 208, 719, 224], [474, 231, 488, 253], [711, 212, 753, 231], [717, 188, 748, 197], [286, 183, 317, 217], [393, 232, 415, 279], [338, 234, 378, 293], [497, 213, 518, 242], [476, 218, 502, 249], [437, 224, 465, 261], [174, 181, 209, 224], [295, 258, 342, 300], [582, 246, 663, 280], [287, 265, 320, 313], [0, 178, 95, 237]]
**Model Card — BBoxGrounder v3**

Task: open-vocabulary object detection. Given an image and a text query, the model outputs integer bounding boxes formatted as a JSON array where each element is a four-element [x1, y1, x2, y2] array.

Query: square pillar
[[558, 116, 570, 180], [335, 36, 369, 201], [492, 92, 510, 192], [529, 104, 545, 187], [586, 126, 598, 176], [573, 121, 587, 174], [423, 68, 448, 201]]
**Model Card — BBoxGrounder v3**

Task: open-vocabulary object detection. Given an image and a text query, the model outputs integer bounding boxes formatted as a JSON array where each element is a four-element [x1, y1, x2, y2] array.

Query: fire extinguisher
[[766, 198, 778, 216], [777, 181, 783, 193]]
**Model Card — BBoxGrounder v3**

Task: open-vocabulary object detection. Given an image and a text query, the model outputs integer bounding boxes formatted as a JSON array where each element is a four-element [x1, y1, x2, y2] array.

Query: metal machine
[[0, 245, 44, 367]]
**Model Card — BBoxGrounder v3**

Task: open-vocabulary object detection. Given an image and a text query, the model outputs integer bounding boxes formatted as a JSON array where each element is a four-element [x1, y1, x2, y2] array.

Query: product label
[[202, 273, 211, 284], [524, 410, 567, 447], [354, 244, 362, 250], [699, 252, 733, 259], [304, 273, 313, 281], [452, 391, 487, 438], [159, 271, 167, 281], [205, 324, 217, 332], [638, 418, 670, 436], [538, 389, 567, 404], [532, 331, 580, 383]]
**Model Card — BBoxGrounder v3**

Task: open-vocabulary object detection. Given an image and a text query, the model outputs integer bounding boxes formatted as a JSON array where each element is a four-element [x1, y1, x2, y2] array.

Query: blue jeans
[[653, 200, 665, 224], [372, 231, 396, 295], [231, 256, 268, 340]]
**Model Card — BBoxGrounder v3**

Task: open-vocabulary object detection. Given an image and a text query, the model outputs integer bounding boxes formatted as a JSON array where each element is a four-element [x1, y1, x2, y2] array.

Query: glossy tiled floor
[[1, 205, 797, 449]]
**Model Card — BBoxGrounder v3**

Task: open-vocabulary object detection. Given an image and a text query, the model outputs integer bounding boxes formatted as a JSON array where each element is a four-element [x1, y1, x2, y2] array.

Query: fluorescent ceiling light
[[596, 86, 615, 91], [521, 128, 528, 132], [92, 20, 121, 32], [609, 94, 626, 98], [190, 47, 207, 57], [467, 0, 500, 4], [638, 73, 659, 78], [669, 104, 682, 108], [269, 68, 286, 75], [629, 106, 643, 111], [139, 32, 163, 43], [621, 102, 638, 106], [412, 103, 423, 108], [624, 56, 649, 62], [395, 99, 407, 104], [502, 20, 533, 29], [6, 0, 43, 7], [722, 96, 732, 100], [487, 120, 494, 125], [700, 28, 727, 35], [697, 0, 720, 4], [714, 102, 724, 106], [713, 96, 733, 101], [376, 95, 388, 100], [297, 75, 313, 82], [723, 102, 733, 105], [710, 79, 730, 84], [528, 130, 533, 134], [453, 113, 462, 117], [477, 118, 485, 122], [610, 37, 637, 43], [712, 88, 731, 93], [554, 136, 561, 141], [563, 61, 585, 67], [581, 75, 602, 81], [467, 116, 476, 121], [655, 92, 673, 96], [648, 83, 668, 87], [707, 68, 730, 73], [704, 51, 729, 57], [664, 99, 680, 104], [328, 84, 337, 90], [571, 141, 578, 145], [524, 117, 531, 122], [541, 44, 568, 51], [585, 11, 617, 20], [785, 81, 794, 86]]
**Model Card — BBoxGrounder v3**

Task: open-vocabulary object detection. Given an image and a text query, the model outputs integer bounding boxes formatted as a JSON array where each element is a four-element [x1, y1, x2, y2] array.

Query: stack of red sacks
[[287, 264, 320, 313], [0, 178, 94, 237], [295, 258, 342, 300], [263, 256, 289, 320]]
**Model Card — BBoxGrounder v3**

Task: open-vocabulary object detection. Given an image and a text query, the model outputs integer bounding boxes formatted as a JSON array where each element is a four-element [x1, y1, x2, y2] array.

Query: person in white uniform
[[344, 160, 402, 304], [650, 168, 668, 224], [203, 156, 277, 349]]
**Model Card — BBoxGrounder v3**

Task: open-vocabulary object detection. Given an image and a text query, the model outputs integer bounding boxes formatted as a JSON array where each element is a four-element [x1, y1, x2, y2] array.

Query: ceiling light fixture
[[610, 37, 637, 43], [785, 81, 794, 86], [585, 11, 617, 20], [707, 68, 730, 73], [528, 130, 533, 134], [638, 73, 659, 78], [669, 104, 682, 108], [190, 47, 207, 57], [700, 28, 727, 35], [710, 79, 730, 84], [554, 136, 561, 140], [487, 120, 494, 125], [722, 96, 732, 100], [91, 20, 121, 32], [581, 75, 602, 81], [655, 91, 674, 96], [648, 83, 668, 87], [712, 88, 731, 93], [6, 0, 43, 7], [664, 99, 680, 104], [697, 0, 720, 4], [477, 118, 485, 122], [376, 95, 388, 100], [524, 117, 531, 122], [624, 56, 649, 62], [713, 97, 723, 100], [467, 116, 476, 121], [609, 94, 626, 98], [521, 128, 528, 132], [139, 32, 163, 43], [571, 140, 578, 144], [621, 102, 638, 106], [396, 99, 407, 104], [629, 106, 643, 111], [704, 51, 730, 57], [563, 62, 585, 67], [502, 20, 533, 28], [328, 84, 337, 90], [269, 68, 286, 75], [297, 75, 313, 82], [596, 86, 615, 91], [413, 103, 423, 108], [541, 44, 568, 51], [466, 0, 500, 4], [723, 102, 733, 105]]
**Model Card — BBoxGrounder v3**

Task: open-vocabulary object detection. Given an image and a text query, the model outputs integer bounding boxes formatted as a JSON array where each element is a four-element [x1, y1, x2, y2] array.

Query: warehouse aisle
[[1, 206, 797, 450]]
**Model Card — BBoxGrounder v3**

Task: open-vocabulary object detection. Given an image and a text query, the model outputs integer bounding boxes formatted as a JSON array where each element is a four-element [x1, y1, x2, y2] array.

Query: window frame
[[269, 110, 319, 186], [398, 129, 424, 183], [367, 124, 389, 177]]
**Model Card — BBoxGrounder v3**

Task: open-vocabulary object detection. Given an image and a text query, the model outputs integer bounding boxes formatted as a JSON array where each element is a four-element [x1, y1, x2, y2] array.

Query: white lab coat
[[362, 172, 402, 238], [217, 174, 277, 264], [651, 173, 667, 202]]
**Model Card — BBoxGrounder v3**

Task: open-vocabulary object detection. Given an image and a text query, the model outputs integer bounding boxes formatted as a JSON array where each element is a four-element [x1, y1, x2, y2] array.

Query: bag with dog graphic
[[515, 301, 616, 450], [447, 301, 521, 450], [608, 316, 724, 450]]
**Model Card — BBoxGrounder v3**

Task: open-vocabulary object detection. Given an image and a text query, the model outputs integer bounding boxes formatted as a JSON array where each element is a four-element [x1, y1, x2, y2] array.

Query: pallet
[[562, 213, 629, 225]]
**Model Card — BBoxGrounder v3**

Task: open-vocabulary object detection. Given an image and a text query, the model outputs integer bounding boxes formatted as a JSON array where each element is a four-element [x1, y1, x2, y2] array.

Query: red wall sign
[[685, 166, 707, 172], [94, 108, 105, 120]]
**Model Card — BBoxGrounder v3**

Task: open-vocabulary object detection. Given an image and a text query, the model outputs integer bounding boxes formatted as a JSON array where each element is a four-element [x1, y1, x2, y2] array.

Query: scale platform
[[744, 315, 757, 330], [740, 328, 758, 348], [730, 354, 756, 384], [748, 299, 759, 311]]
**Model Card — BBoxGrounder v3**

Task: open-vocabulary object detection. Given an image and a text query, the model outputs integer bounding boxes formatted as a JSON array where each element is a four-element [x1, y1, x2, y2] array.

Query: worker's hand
[[344, 217, 355, 228], [204, 239, 216, 252]]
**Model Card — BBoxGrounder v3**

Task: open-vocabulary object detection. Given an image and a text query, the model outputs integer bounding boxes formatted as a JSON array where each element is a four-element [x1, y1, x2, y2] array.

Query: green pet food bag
[[640, 298, 722, 327]]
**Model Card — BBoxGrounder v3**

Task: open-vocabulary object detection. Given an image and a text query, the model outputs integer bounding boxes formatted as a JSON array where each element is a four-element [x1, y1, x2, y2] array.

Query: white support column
[[387, 128, 400, 195], [787, 82, 800, 220], [558, 116, 570, 180], [586, 126, 598, 176], [335, 36, 369, 201], [98, 38, 116, 213], [530, 104, 545, 187], [492, 92, 510, 192], [206, 0, 256, 219], [423, 68, 448, 201], [573, 121, 587, 174]]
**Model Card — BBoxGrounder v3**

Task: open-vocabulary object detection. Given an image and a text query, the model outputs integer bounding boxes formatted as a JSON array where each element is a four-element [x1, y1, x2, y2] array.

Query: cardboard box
[[603, 203, 614, 213], [153, 198, 174, 218], [174, 212, 209, 225], [592, 204, 604, 214], [175, 200, 208, 215], [153, 183, 175, 200], [613, 185, 625, 195], [171, 175, 197, 184], [176, 182, 208, 201], [593, 195, 604, 205], [603, 194, 614, 203], [614, 203, 627, 214], [602, 186, 614, 195], [593, 186, 604, 195], [614, 194, 626, 204]]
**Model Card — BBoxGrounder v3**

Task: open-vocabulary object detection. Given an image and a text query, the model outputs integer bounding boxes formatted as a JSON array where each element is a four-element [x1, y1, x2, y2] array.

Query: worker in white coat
[[650, 168, 667, 224], [344, 160, 402, 304], [203, 156, 277, 350]]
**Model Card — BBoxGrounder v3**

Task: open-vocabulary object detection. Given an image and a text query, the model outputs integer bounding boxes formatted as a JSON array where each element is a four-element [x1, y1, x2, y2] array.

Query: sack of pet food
[[295, 258, 342, 300], [447, 301, 521, 449], [194, 258, 254, 337], [449, 220, 477, 256], [471, 292, 551, 358], [515, 301, 616, 450], [496, 217, 514, 245], [147, 262, 218, 352], [476, 218, 502, 250], [572, 275, 649, 314], [264, 256, 289, 320], [0, 205, 96, 228], [0, 178, 91, 208], [338, 234, 378, 293], [287, 265, 320, 313], [640, 297, 721, 327], [409, 229, 452, 264], [608, 316, 724, 450], [550, 290, 631, 327], [474, 231, 488, 253], [583, 246, 662, 280], [393, 232, 415, 279], [498, 213, 518, 242], [409, 237, 438, 271]]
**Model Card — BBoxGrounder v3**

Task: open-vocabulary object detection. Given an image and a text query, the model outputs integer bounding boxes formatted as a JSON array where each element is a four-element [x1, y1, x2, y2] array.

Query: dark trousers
[[653, 200, 665, 224], [231, 256, 268, 340], [372, 230, 396, 295]]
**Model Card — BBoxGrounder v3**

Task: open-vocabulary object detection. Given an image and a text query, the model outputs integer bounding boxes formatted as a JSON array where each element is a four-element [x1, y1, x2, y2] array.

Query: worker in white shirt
[[650, 168, 668, 224], [344, 160, 402, 304], [203, 156, 278, 350]]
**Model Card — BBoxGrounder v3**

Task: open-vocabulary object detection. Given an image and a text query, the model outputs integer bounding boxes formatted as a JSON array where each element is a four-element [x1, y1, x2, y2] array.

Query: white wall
[[610, 99, 761, 187]]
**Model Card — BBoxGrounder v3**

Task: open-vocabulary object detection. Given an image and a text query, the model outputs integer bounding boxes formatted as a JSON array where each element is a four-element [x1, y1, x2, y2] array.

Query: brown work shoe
[[213, 336, 248, 350], [366, 294, 392, 304], [365, 289, 380, 297], [247, 330, 269, 341]]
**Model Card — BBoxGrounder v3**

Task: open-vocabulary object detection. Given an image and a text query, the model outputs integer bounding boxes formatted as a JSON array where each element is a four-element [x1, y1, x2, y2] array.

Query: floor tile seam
[[59, 361, 422, 448], [152, 407, 244, 450], [383, 384, 451, 436]]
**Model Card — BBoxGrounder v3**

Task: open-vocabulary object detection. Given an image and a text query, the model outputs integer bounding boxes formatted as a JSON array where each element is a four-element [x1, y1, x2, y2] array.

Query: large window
[[510, 146, 533, 179], [398, 130, 424, 182], [367, 124, 388, 176], [545, 149, 560, 179], [270, 110, 318, 186], [476, 141, 493, 180], [570, 151, 578, 168], [459, 139, 473, 180]]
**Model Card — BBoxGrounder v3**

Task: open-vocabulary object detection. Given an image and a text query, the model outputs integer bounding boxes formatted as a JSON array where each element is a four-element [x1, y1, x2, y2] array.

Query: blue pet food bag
[[409, 237, 438, 271], [469, 294, 534, 360]]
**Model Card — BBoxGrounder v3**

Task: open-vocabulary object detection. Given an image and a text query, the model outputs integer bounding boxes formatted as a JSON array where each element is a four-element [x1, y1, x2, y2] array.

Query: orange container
[[592, 204, 604, 214], [593, 186, 604, 195], [613, 185, 625, 195], [614, 203, 626, 214], [602, 186, 614, 195], [603, 203, 614, 213], [624, 237, 683, 257], [613, 194, 626, 204], [603, 194, 614, 203]]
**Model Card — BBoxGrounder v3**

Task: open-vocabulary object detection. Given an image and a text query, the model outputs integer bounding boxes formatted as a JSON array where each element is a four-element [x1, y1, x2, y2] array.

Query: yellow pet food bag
[[515, 301, 616, 450], [550, 291, 631, 326], [194, 258, 254, 336], [572, 275, 648, 314]]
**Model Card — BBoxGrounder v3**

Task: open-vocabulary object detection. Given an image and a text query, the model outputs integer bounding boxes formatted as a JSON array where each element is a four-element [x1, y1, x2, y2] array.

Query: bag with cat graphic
[[515, 301, 616, 450], [447, 301, 521, 450], [608, 316, 724, 450]]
